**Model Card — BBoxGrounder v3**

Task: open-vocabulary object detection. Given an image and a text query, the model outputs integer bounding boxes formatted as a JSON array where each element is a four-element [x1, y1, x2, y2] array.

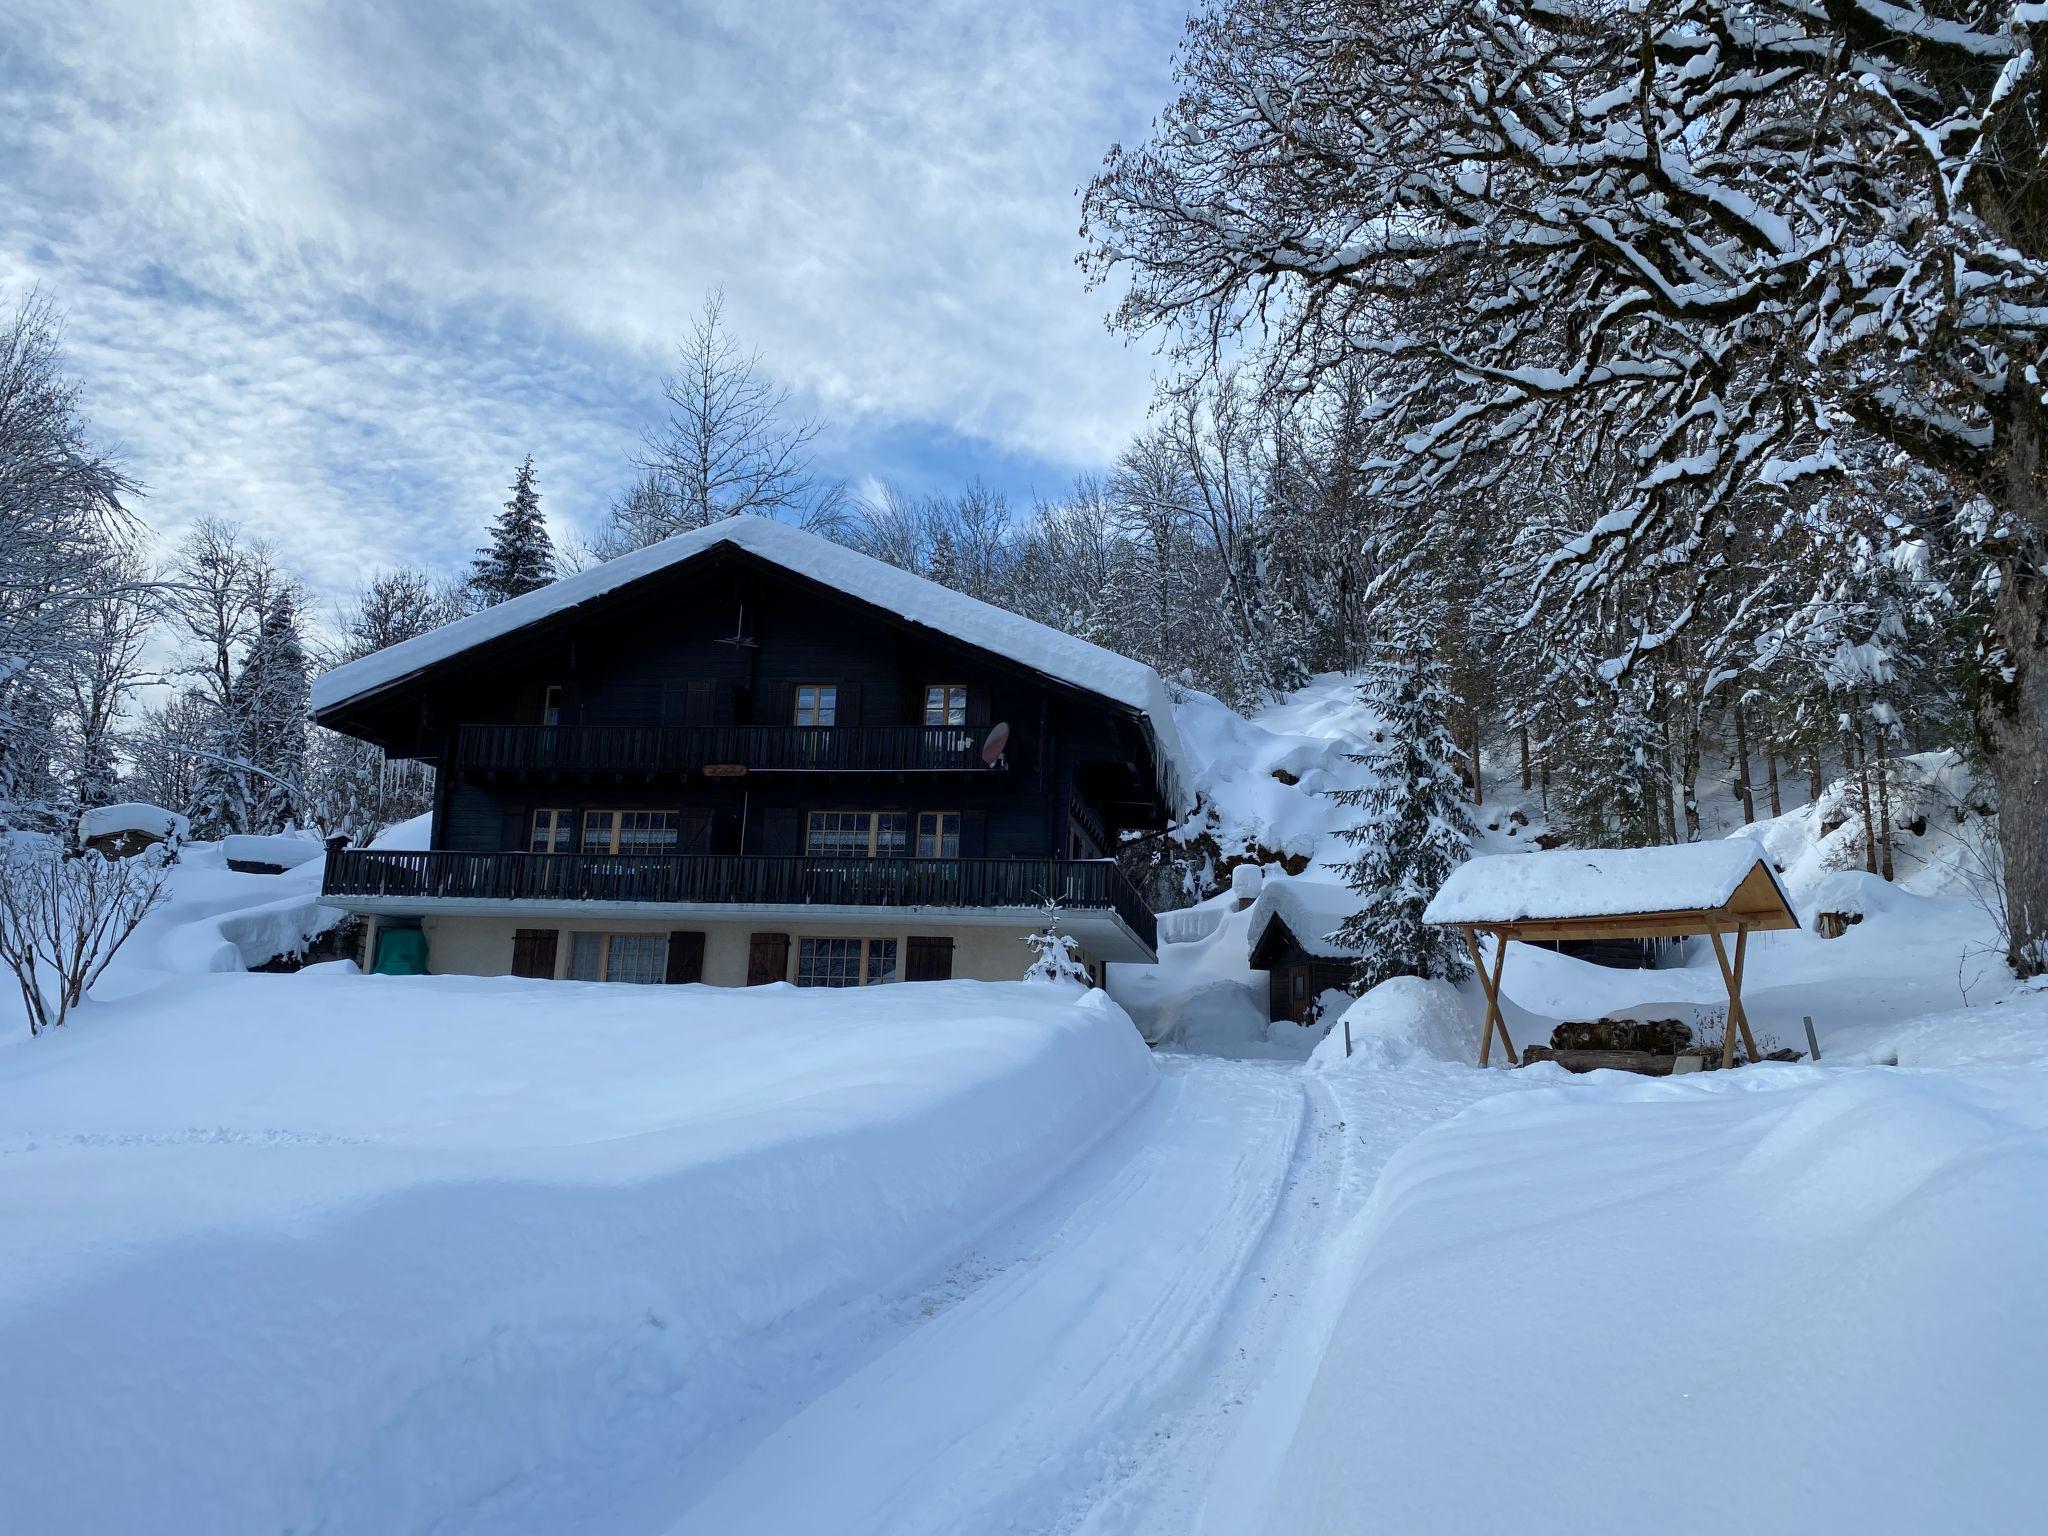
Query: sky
[[1, 0, 1183, 614]]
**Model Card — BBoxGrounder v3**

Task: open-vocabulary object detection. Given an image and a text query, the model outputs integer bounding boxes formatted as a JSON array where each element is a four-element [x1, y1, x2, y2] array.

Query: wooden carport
[[1421, 842, 1801, 1069]]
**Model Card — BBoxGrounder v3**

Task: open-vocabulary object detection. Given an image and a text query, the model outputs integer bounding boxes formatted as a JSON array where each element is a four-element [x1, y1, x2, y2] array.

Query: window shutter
[[686, 678, 715, 726], [967, 688, 991, 728], [511, 928, 558, 980], [904, 935, 954, 982], [959, 808, 987, 859], [502, 808, 528, 852], [837, 680, 861, 725], [678, 810, 713, 855], [746, 932, 790, 986], [659, 681, 688, 726], [665, 930, 706, 984]]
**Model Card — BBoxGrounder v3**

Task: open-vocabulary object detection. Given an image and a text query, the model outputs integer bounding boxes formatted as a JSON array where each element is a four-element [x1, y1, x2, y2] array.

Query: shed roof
[[1245, 879, 1361, 963], [1422, 838, 1797, 940]]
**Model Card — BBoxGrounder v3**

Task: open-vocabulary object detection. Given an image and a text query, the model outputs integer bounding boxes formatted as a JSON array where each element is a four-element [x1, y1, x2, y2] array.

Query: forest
[[3, 0, 2042, 978]]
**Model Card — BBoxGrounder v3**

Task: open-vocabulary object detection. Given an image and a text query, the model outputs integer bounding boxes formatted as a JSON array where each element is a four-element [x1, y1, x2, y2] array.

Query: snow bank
[[1310, 977, 1476, 1070], [77, 801, 187, 842], [1426, 836, 1785, 925], [1745, 748, 1999, 906], [1249, 1059, 2048, 1534], [310, 514, 1190, 798], [0, 973, 1155, 1532]]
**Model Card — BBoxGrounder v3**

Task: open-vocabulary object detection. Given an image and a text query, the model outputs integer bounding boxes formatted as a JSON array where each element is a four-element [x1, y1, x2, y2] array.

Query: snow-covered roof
[[1423, 838, 1794, 928], [1246, 878, 1361, 960], [310, 515, 1189, 801], [78, 803, 189, 842], [222, 834, 328, 871]]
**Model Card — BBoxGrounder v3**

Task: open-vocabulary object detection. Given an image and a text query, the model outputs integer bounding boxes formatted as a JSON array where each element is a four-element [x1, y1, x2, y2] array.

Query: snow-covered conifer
[[1330, 595, 1474, 989], [470, 457, 555, 607]]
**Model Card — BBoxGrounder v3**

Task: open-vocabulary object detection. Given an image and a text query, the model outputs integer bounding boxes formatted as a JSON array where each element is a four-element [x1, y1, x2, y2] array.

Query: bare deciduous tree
[[602, 291, 844, 552], [0, 842, 171, 1036]]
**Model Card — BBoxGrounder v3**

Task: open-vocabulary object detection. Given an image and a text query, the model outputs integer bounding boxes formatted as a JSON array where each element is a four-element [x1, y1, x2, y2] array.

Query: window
[[542, 684, 563, 727], [568, 931, 668, 984], [795, 937, 899, 987], [923, 685, 968, 726], [806, 810, 907, 857], [529, 808, 573, 854], [793, 684, 838, 726], [916, 811, 961, 859], [581, 809, 680, 855]]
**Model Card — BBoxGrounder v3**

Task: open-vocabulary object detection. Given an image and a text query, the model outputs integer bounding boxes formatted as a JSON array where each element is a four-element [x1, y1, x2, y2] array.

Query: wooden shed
[[1422, 840, 1799, 1068], [1245, 879, 1360, 1024]]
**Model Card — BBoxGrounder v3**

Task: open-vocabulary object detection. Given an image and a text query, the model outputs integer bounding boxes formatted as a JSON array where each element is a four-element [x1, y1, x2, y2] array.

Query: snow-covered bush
[[0, 842, 171, 1035]]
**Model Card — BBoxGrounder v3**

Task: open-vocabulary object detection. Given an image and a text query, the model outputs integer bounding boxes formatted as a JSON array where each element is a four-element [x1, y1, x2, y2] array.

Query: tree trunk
[[1520, 723, 1532, 793], [1851, 724, 1879, 876], [1807, 742, 1825, 803], [1764, 715, 1783, 819], [1731, 703, 1756, 824], [1874, 729, 1896, 882], [1468, 714, 1484, 806], [1681, 741, 1701, 842], [1983, 433, 2048, 975]]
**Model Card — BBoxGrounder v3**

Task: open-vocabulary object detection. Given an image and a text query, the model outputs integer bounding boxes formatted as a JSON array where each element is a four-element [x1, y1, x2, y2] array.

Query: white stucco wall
[[413, 913, 1062, 986]]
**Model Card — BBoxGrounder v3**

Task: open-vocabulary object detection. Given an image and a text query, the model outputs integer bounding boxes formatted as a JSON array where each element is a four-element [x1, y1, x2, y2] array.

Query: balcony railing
[[324, 849, 1156, 952], [453, 723, 988, 776]]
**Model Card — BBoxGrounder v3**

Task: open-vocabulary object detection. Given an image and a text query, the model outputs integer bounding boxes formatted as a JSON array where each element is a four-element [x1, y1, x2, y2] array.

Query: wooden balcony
[[452, 723, 990, 777], [323, 848, 1157, 957]]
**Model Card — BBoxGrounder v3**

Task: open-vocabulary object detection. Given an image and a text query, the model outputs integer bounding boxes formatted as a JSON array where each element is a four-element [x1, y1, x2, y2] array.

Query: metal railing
[[323, 848, 1156, 951], [453, 723, 987, 775]]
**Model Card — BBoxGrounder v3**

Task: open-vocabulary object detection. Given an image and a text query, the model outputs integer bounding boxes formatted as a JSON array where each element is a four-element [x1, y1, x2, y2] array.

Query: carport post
[[1461, 924, 1518, 1068]]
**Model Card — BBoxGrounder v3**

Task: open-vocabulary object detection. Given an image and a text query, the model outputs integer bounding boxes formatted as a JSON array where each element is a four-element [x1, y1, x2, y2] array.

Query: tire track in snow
[[667, 1056, 1306, 1536]]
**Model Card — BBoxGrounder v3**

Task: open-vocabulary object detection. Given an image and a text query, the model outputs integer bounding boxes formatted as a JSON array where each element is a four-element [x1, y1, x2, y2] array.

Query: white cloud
[[2, 0, 1179, 605]]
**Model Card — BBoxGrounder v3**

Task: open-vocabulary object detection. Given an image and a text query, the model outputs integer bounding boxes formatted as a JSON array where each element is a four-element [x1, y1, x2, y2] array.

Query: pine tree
[[1331, 599, 1475, 989], [243, 590, 310, 832], [470, 457, 555, 606], [189, 685, 253, 841]]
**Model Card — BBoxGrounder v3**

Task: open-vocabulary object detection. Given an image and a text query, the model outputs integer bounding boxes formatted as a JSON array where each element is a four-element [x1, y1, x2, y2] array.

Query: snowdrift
[[1252, 1028, 2048, 1535], [1, 972, 1155, 1532]]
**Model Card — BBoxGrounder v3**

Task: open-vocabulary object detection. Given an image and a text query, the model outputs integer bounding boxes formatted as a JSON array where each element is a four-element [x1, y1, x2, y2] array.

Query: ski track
[[663, 1056, 1514, 1536]]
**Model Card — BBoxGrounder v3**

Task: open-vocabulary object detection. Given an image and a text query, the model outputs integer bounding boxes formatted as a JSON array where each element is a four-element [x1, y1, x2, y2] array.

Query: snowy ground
[[6, 695, 2043, 1532]]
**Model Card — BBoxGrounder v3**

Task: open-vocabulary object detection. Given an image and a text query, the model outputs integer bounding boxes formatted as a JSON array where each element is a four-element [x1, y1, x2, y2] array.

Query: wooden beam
[[1462, 926, 1518, 1067], [1731, 924, 1760, 1062], [1707, 927, 1761, 1067], [1487, 928, 1518, 1066]]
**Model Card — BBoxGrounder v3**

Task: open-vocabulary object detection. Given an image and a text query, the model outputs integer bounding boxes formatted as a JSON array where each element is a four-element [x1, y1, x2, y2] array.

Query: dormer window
[[793, 683, 838, 726], [924, 685, 967, 726]]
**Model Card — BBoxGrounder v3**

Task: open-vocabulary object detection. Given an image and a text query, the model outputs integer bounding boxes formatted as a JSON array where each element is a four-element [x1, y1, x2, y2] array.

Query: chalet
[[310, 516, 1188, 987]]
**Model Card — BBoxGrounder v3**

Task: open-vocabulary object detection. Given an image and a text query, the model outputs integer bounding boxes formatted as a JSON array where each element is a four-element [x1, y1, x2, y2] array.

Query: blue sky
[[1, 0, 1182, 610]]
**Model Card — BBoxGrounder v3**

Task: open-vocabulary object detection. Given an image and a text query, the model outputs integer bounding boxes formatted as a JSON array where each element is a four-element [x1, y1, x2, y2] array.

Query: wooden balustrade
[[323, 848, 1156, 951]]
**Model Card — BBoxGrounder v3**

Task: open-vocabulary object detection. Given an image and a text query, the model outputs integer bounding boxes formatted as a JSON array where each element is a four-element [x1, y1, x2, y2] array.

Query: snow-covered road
[[670, 1055, 1511, 1536]]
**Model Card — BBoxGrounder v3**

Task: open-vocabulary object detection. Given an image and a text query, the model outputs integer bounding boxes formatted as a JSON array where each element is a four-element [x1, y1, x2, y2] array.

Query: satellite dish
[[981, 722, 1010, 765]]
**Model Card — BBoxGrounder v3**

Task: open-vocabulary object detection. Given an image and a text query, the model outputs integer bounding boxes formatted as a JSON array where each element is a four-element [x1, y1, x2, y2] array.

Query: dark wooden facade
[[312, 544, 1173, 951], [1248, 916, 1355, 1024]]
